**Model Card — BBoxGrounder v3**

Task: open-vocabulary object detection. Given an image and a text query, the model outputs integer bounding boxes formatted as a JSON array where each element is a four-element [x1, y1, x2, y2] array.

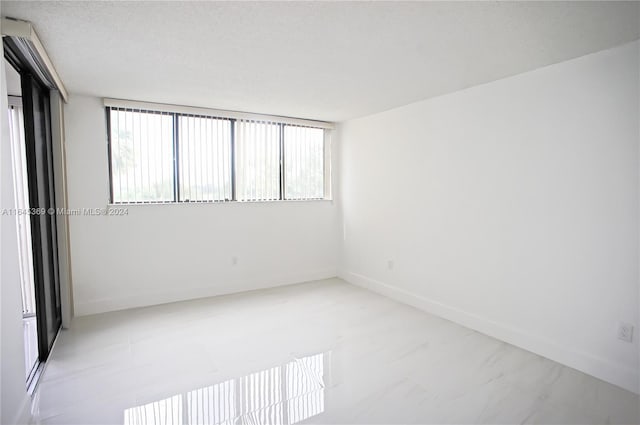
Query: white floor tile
[[31, 278, 639, 424]]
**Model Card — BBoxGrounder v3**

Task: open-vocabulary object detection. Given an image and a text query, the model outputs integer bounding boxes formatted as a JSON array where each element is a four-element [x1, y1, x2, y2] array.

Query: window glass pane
[[235, 120, 281, 201], [108, 105, 328, 204], [284, 126, 324, 200], [110, 109, 174, 203], [178, 116, 232, 202]]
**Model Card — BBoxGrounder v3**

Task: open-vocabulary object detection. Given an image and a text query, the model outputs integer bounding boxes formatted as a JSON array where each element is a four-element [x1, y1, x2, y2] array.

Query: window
[[106, 101, 332, 204], [235, 120, 281, 202], [284, 126, 324, 200], [178, 115, 232, 202], [109, 109, 174, 203]]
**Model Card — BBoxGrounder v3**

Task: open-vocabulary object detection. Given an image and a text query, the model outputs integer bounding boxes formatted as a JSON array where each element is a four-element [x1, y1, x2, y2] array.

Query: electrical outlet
[[387, 260, 394, 270], [618, 322, 634, 343]]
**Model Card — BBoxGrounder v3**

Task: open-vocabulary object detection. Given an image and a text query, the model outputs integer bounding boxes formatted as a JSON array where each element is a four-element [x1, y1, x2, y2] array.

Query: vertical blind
[[284, 126, 324, 200], [178, 115, 232, 202], [235, 120, 281, 202], [8, 99, 37, 316], [107, 106, 330, 204], [109, 109, 173, 203]]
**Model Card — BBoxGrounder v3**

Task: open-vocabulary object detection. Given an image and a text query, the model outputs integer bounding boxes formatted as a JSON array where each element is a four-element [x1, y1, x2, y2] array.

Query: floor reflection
[[124, 353, 327, 425]]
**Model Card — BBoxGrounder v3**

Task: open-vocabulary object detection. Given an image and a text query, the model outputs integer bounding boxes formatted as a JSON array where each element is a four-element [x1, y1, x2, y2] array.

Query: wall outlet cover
[[617, 322, 634, 343]]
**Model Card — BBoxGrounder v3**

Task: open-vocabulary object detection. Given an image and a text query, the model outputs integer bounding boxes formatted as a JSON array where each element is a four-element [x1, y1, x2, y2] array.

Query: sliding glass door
[[21, 73, 62, 361]]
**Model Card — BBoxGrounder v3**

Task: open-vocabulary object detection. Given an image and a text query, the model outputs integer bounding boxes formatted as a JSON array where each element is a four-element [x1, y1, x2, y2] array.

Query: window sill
[[106, 199, 334, 207]]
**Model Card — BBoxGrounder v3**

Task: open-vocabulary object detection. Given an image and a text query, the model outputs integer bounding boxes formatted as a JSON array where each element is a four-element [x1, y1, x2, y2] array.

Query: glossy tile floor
[[24, 316, 39, 379], [32, 278, 639, 424]]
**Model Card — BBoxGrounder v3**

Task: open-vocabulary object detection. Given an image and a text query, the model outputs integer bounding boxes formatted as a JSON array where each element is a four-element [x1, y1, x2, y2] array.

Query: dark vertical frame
[[20, 73, 47, 359], [20, 71, 61, 362], [230, 118, 237, 201], [105, 107, 114, 203], [172, 113, 180, 202], [42, 86, 62, 323], [279, 123, 285, 200], [321, 128, 326, 199]]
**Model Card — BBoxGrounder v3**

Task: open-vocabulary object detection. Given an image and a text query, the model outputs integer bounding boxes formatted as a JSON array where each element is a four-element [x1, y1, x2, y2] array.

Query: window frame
[[105, 100, 333, 205], [106, 107, 176, 204], [282, 124, 326, 201], [176, 113, 235, 203]]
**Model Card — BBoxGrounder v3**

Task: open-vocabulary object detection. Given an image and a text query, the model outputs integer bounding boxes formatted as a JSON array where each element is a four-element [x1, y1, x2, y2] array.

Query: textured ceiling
[[2, 1, 639, 121]]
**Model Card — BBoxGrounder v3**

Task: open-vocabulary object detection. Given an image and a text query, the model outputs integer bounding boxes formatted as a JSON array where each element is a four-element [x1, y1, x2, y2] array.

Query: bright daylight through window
[[106, 104, 330, 204]]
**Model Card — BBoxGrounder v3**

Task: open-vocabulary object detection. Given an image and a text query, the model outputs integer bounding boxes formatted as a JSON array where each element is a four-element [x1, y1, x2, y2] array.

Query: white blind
[[235, 120, 281, 202], [109, 108, 174, 203], [107, 103, 331, 204], [284, 126, 324, 200], [178, 115, 232, 202], [8, 99, 37, 316]]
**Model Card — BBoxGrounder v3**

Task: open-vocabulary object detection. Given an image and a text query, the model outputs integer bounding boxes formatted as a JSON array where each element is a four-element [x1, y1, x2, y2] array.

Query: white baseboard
[[74, 268, 337, 316], [341, 270, 639, 395]]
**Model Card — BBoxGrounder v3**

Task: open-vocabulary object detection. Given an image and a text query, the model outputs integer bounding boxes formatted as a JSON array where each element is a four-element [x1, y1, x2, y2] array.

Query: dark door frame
[[4, 39, 62, 364]]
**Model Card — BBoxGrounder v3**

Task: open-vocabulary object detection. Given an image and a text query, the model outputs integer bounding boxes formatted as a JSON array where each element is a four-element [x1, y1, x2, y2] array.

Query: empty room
[[0, 1, 639, 424]]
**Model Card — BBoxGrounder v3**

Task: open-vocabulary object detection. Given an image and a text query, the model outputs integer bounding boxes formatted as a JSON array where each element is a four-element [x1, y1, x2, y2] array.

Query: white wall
[[339, 41, 640, 393], [0, 41, 31, 425], [64, 96, 339, 316]]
